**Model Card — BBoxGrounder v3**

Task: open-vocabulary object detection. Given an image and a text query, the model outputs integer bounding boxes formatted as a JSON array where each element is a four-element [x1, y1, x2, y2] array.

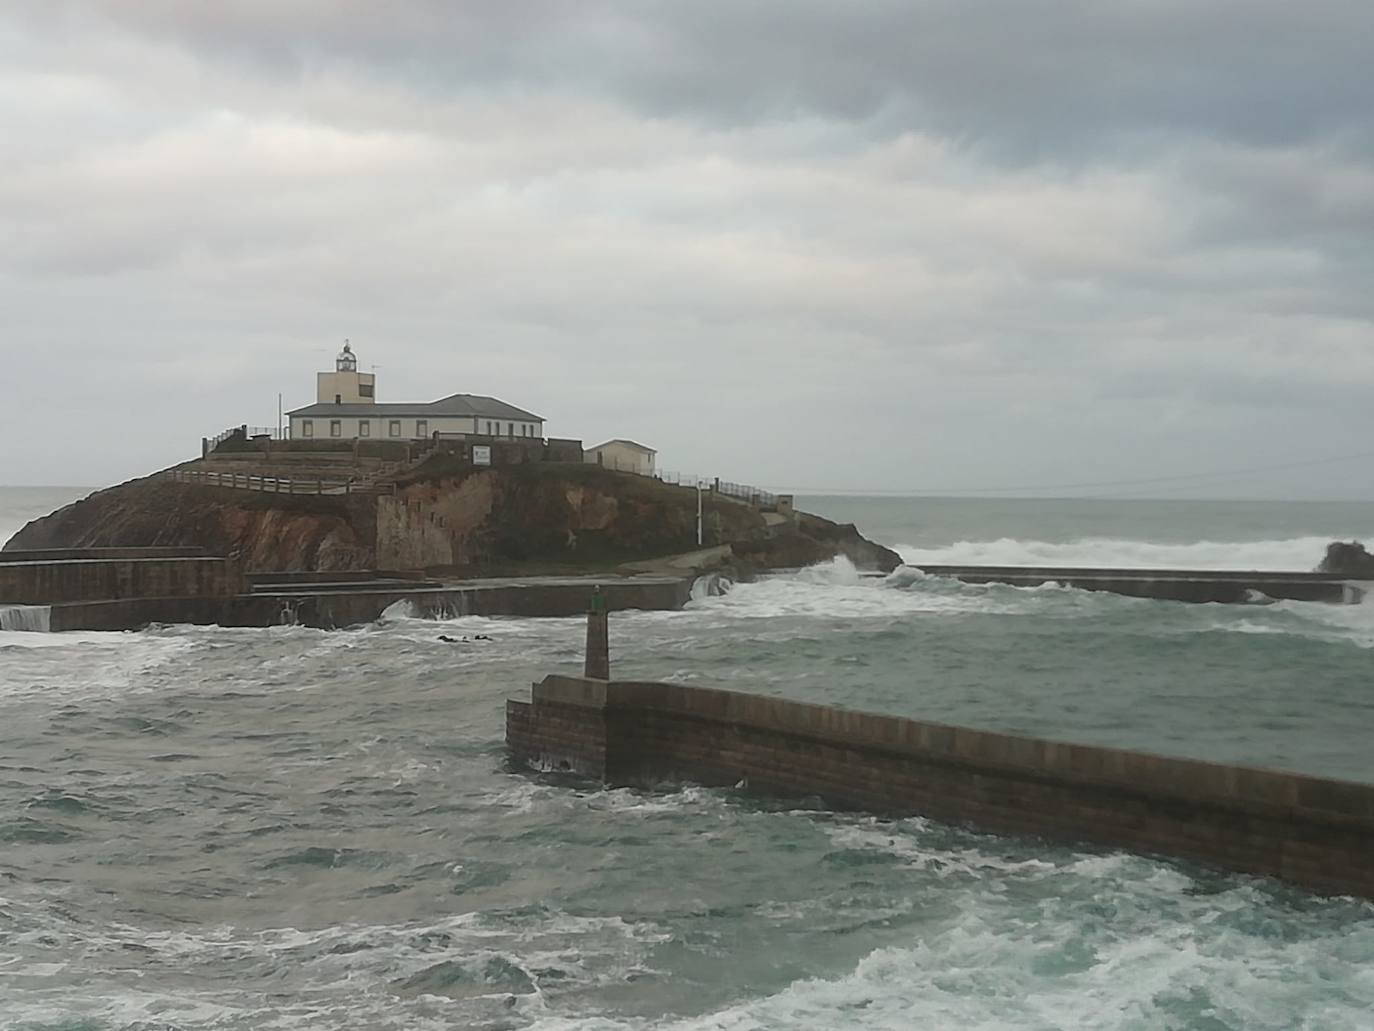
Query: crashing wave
[[377, 599, 418, 622], [794, 555, 862, 586], [883, 566, 928, 589], [0, 605, 51, 632], [690, 573, 735, 601], [896, 534, 1368, 572]]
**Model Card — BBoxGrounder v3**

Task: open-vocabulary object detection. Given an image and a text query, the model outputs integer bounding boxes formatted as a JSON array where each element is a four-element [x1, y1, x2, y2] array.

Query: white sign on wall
[[473, 445, 492, 466]]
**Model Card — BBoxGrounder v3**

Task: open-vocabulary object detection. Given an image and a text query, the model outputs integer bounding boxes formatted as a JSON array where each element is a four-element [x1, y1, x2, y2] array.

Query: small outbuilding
[[585, 439, 657, 476]]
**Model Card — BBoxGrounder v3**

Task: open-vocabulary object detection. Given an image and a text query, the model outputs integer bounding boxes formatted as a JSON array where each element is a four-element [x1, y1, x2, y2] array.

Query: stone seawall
[[507, 676, 1374, 898], [0, 547, 209, 563], [915, 565, 1362, 604], [45, 577, 693, 631], [0, 555, 243, 606], [1, 546, 690, 630]]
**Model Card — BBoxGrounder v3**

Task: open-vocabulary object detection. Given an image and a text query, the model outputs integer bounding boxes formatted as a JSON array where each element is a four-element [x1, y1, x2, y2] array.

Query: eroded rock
[[1317, 540, 1374, 577]]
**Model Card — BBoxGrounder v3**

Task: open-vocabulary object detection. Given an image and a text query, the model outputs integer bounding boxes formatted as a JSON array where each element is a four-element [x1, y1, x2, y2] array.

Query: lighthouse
[[316, 341, 376, 405]]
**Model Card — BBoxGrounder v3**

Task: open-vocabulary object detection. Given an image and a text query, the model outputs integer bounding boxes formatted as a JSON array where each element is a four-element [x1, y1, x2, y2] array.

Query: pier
[[507, 604, 1374, 900], [509, 674, 1374, 899], [0, 548, 692, 630], [911, 564, 1367, 604]]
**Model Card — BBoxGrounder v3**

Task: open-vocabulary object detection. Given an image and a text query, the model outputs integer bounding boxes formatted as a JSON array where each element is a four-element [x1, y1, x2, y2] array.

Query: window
[[486, 420, 493, 435], [302, 419, 313, 438], [508, 422, 514, 437], [416, 419, 428, 437], [335, 394, 342, 404], [359, 420, 370, 437], [389, 420, 401, 437], [330, 420, 342, 437], [359, 382, 374, 398]]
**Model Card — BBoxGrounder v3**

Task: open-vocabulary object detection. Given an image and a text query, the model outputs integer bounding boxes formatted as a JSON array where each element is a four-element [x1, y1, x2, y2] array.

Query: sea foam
[[897, 534, 1362, 571]]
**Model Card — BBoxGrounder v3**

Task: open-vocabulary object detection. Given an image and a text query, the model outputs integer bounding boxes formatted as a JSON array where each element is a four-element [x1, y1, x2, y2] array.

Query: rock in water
[[1316, 541, 1374, 576]]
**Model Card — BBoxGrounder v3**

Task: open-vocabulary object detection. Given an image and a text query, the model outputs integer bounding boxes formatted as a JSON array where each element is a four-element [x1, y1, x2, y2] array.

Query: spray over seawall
[[0, 605, 52, 632], [897, 534, 1374, 571]]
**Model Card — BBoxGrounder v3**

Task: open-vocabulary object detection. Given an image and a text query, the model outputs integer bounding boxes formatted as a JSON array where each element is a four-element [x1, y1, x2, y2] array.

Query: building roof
[[588, 439, 657, 454], [287, 393, 543, 421]]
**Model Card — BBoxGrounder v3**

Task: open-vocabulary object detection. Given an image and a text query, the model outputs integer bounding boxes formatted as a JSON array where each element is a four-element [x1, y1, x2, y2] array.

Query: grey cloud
[[1, 2, 1372, 496], [33, 0, 1374, 155], [1183, 145, 1374, 262]]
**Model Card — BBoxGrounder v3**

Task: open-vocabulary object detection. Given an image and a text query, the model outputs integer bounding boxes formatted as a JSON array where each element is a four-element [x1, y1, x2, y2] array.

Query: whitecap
[[896, 534, 1365, 572]]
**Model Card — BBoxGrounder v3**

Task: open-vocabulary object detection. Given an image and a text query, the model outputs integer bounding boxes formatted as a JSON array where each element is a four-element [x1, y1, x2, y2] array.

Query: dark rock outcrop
[[5, 462, 901, 576], [4, 475, 375, 571], [727, 518, 902, 577], [1316, 540, 1374, 577]]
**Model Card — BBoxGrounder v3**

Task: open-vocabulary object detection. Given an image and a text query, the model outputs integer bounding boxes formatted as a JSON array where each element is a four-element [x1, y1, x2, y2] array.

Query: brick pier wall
[[507, 676, 1374, 898]]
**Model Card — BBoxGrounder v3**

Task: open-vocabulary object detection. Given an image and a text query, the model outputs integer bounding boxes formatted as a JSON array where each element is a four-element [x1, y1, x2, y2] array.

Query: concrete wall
[[585, 442, 656, 475], [48, 577, 692, 630], [249, 439, 354, 454], [0, 556, 244, 605], [0, 547, 207, 562], [546, 438, 585, 463], [918, 566, 1358, 604], [201, 440, 412, 471], [428, 436, 553, 466], [507, 676, 1374, 898]]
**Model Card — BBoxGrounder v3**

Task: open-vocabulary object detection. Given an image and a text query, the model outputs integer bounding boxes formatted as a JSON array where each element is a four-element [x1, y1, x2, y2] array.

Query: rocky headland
[[5, 458, 900, 578], [1316, 540, 1374, 577]]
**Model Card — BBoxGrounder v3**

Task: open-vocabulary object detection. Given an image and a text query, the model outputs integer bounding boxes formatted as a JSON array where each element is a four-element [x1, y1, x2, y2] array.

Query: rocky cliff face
[[5, 475, 375, 571], [5, 463, 902, 575], [375, 462, 810, 572]]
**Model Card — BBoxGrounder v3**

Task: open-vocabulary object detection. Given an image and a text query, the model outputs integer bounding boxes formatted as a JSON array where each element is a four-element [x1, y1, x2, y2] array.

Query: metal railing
[[169, 468, 384, 495], [717, 480, 778, 509], [656, 471, 777, 509], [207, 425, 286, 449], [207, 425, 244, 450]]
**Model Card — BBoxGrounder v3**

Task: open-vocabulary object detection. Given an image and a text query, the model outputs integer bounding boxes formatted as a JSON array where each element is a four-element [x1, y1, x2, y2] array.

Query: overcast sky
[[2, 2, 1372, 497]]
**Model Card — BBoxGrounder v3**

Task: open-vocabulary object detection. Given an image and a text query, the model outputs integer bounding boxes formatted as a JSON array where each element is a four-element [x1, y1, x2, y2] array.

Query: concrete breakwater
[[912, 564, 1367, 604], [0, 548, 692, 630], [507, 675, 1374, 899], [44, 576, 693, 630], [0, 550, 244, 606]]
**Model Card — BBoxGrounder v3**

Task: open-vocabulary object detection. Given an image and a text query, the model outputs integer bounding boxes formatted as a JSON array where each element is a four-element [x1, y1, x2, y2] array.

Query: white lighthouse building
[[287, 343, 545, 442]]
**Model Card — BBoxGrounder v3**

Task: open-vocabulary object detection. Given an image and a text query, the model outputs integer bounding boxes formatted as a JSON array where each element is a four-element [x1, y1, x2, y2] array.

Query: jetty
[[911, 564, 1368, 604], [0, 548, 691, 631], [507, 603, 1374, 900]]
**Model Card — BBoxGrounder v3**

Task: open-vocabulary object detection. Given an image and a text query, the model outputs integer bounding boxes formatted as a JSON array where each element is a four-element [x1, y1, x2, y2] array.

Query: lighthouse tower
[[316, 341, 376, 405]]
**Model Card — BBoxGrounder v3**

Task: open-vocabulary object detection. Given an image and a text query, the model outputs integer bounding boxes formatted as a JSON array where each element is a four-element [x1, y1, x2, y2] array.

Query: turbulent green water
[[2, 490, 1373, 1029]]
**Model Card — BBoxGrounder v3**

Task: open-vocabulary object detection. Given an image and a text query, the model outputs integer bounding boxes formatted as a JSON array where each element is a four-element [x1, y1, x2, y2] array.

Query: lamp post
[[585, 586, 609, 680], [696, 481, 703, 547]]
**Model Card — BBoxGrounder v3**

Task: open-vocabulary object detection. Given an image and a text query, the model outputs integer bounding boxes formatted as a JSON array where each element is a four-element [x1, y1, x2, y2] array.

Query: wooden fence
[[169, 469, 386, 495]]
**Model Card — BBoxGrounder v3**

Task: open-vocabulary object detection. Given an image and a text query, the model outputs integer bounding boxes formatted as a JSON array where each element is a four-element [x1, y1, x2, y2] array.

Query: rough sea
[[3, 487, 1374, 1030]]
